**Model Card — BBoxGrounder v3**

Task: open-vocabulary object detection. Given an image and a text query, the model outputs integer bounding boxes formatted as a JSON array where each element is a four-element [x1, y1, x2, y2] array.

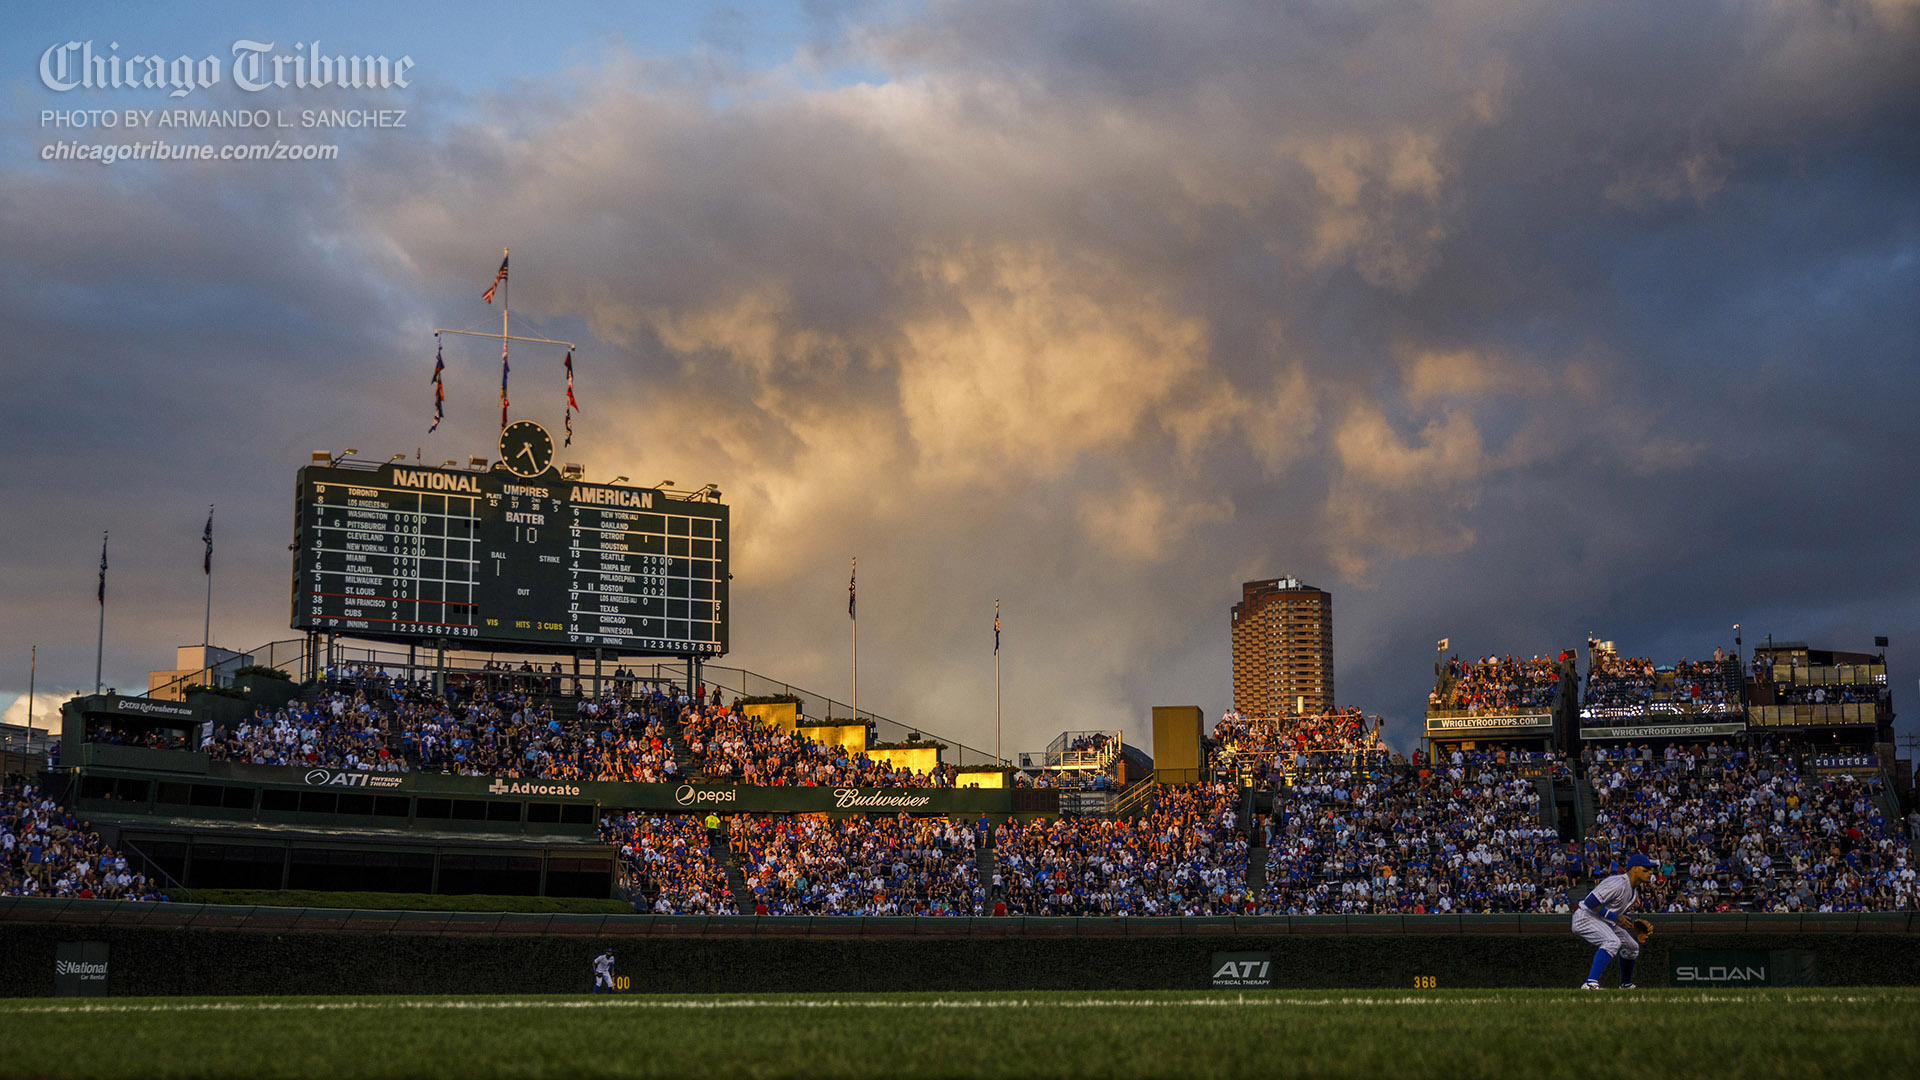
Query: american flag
[[994, 600, 1000, 654], [482, 251, 508, 304], [203, 507, 214, 575], [848, 559, 856, 620], [97, 532, 108, 606]]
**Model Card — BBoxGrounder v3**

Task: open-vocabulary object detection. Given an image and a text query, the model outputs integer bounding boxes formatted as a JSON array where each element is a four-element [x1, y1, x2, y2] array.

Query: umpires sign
[[55, 942, 109, 997], [1210, 952, 1272, 988]]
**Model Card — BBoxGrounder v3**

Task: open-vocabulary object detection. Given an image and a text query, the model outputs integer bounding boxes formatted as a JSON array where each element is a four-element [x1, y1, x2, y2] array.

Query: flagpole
[[203, 505, 214, 649], [502, 247, 510, 428], [850, 557, 857, 723], [26, 645, 34, 735], [95, 531, 107, 695], [995, 600, 1001, 767]]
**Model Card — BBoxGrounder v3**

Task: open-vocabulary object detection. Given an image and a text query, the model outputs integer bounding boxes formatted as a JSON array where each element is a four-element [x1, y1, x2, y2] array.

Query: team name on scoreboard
[[391, 469, 481, 493], [570, 485, 654, 509]]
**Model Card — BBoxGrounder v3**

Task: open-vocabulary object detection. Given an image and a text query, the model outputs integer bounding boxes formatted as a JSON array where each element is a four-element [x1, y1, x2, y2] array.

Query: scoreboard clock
[[291, 426, 728, 656]]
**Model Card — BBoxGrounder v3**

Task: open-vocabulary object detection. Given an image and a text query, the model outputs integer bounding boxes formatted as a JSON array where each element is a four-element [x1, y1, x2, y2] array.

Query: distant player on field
[[1574, 853, 1655, 990], [591, 948, 616, 994]]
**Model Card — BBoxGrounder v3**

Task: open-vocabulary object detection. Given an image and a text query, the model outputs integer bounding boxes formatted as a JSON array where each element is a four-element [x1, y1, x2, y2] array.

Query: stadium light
[[612, 475, 629, 485], [441, 460, 458, 468], [467, 456, 488, 471], [310, 451, 330, 464], [390, 454, 406, 462], [562, 463, 584, 480], [653, 479, 674, 489]]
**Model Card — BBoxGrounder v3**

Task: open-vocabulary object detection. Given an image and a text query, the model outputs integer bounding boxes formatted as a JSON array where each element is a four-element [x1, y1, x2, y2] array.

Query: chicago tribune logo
[[301, 768, 403, 789], [487, 779, 581, 797], [674, 785, 736, 806], [831, 788, 933, 810]]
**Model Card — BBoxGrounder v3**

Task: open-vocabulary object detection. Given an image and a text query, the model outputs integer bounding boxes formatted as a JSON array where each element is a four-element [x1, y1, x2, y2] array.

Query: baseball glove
[[1630, 918, 1653, 943]]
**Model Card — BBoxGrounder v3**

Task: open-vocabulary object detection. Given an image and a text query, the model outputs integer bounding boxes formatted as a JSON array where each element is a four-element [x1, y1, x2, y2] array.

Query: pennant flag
[[97, 532, 108, 606], [203, 506, 214, 575], [499, 340, 510, 428], [482, 250, 508, 304], [563, 349, 578, 447], [994, 600, 1000, 655], [848, 559, 856, 620], [1436, 637, 1450, 652], [429, 336, 445, 433]]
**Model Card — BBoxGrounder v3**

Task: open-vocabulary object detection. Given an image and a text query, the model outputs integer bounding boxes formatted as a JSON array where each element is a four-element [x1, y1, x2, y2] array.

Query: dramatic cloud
[[3, 0, 1916, 755]]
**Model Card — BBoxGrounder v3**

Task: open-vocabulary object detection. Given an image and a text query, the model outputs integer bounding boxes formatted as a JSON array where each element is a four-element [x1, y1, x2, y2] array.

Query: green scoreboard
[[292, 425, 728, 656]]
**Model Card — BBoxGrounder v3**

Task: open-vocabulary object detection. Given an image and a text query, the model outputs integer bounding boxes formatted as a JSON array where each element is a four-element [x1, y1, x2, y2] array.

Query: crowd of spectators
[[1, 781, 167, 901], [205, 688, 397, 770], [82, 721, 192, 752], [1433, 654, 1564, 714], [1583, 741, 1913, 912], [602, 811, 735, 914], [1212, 708, 1383, 789], [682, 704, 961, 788], [993, 784, 1249, 915], [1014, 769, 1115, 790], [1263, 751, 1575, 914], [1583, 652, 1740, 720], [1582, 653, 1656, 712], [731, 813, 979, 915]]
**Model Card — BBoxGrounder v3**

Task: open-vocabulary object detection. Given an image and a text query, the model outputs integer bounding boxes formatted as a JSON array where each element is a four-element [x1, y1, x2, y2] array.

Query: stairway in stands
[[1575, 773, 1598, 839], [713, 824, 751, 913], [976, 835, 998, 910], [666, 709, 704, 782]]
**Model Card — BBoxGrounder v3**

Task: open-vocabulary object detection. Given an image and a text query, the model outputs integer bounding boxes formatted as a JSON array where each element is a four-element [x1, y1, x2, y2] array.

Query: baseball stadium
[[9, 1, 1920, 1077], [5, 508, 1918, 1076]]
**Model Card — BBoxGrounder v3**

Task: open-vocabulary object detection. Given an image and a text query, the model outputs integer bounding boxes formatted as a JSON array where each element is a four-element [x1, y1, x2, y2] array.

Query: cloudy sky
[[3, 0, 1916, 756]]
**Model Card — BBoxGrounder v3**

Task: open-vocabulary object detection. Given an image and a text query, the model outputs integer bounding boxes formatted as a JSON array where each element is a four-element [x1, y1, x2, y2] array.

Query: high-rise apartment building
[[1230, 577, 1333, 716]]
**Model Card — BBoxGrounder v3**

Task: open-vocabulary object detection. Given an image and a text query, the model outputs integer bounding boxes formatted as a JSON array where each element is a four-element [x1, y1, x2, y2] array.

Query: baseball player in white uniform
[[591, 948, 616, 993], [1573, 852, 1654, 989]]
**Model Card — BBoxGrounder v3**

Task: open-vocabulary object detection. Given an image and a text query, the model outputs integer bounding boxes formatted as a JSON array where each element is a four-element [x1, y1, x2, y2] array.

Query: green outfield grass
[[1, 989, 1914, 1079]]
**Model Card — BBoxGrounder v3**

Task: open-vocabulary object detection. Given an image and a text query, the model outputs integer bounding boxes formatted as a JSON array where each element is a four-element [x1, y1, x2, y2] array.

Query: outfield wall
[[3, 902, 1917, 996]]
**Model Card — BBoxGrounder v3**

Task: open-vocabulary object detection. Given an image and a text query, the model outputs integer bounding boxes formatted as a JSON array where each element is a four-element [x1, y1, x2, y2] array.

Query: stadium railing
[[2, 898, 1914, 936]]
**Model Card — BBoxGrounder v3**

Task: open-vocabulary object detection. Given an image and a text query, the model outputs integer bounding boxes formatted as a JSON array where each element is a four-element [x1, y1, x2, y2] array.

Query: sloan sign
[[1669, 949, 1819, 987], [1210, 952, 1273, 988]]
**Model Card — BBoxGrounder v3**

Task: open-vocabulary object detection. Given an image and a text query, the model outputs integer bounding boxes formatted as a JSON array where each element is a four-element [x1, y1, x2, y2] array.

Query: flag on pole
[[994, 600, 1000, 654], [1436, 637, 1450, 653], [203, 507, 214, 575], [482, 251, 508, 304], [430, 336, 445, 433], [97, 533, 108, 605], [563, 349, 578, 446], [848, 559, 856, 620], [499, 341, 510, 428]]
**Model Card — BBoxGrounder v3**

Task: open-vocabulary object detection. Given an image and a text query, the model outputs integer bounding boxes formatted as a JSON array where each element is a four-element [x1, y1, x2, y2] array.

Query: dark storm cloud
[[2, 1, 1915, 753]]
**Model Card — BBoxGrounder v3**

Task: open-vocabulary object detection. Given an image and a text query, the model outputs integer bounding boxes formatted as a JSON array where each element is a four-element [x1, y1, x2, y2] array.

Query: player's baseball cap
[[1626, 854, 1656, 871]]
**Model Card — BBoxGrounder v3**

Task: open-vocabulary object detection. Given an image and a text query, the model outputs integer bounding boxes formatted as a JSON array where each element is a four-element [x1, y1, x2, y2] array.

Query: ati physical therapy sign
[[1210, 952, 1273, 988]]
